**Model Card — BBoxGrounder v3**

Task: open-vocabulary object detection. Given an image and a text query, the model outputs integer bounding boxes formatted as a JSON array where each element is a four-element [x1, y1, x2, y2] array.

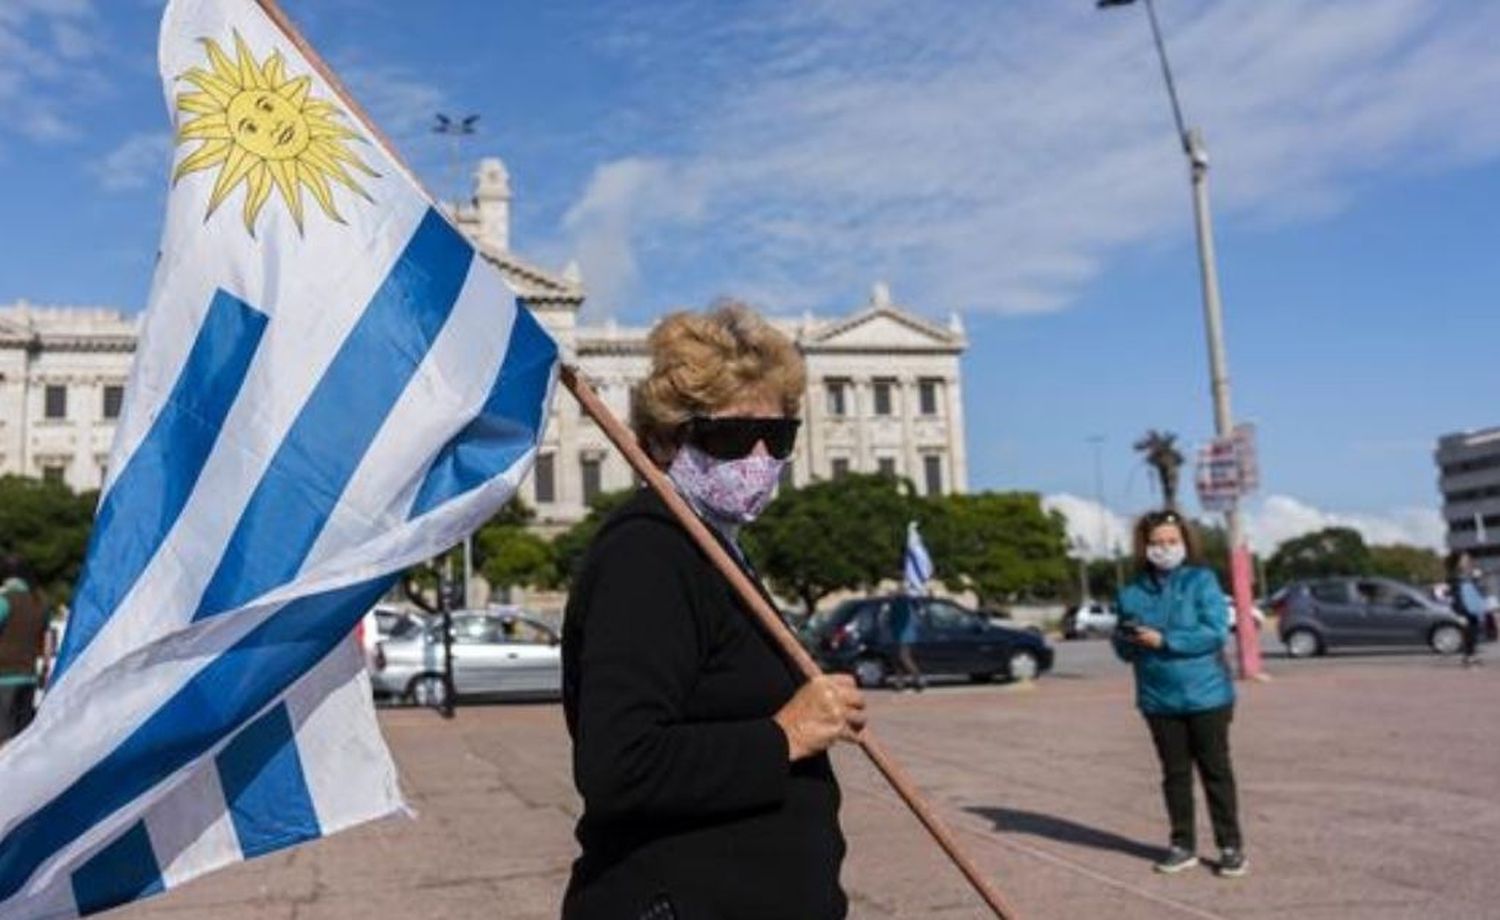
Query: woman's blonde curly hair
[[631, 300, 806, 464]]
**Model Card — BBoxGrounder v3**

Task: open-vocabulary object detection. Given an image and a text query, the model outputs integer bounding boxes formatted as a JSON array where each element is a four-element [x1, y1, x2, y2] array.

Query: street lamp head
[[433, 112, 479, 136], [1096, 0, 1138, 7]]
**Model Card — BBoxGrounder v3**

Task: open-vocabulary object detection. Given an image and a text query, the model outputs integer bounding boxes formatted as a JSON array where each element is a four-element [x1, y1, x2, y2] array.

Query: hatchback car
[[1061, 600, 1118, 639], [1273, 577, 1466, 658], [805, 595, 1053, 688], [371, 609, 561, 706]]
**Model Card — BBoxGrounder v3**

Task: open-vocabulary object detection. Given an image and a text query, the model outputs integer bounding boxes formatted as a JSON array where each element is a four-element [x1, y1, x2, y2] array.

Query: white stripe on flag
[[0, 0, 558, 914], [284, 642, 405, 835], [149, 756, 239, 891]]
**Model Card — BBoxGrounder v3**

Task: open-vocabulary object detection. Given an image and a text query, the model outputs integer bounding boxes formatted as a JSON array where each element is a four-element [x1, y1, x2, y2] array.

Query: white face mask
[[1146, 543, 1187, 571]]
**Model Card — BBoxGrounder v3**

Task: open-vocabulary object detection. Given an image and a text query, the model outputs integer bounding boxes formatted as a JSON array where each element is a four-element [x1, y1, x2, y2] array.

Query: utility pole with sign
[[1100, 0, 1263, 678]]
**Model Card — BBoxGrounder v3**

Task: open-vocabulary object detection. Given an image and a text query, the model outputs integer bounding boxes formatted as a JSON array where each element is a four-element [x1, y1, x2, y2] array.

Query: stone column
[[853, 379, 870, 472], [900, 375, 919, 485], [800, 371, 822, 487], [946, 370, 968, 493]]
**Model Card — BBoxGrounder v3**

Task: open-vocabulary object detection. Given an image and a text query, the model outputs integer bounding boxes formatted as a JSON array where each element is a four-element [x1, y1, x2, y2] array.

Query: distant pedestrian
[[1446, 550, 1486, 667], [0, 554, 47, 744], [888, 599, 925, 692], [892, 522, 931, 692], [1113, 510, 1247, 878]]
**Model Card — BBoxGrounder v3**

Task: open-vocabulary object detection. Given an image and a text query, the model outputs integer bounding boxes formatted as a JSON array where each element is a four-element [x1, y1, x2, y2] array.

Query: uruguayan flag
[[0, 1, 558, 916], [904, 521, 934, 596]]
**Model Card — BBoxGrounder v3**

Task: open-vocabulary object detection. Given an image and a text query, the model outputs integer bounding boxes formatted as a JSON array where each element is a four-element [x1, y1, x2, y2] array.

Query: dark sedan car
[[804, 595, 1053, 688], [1272, 576, 1467, 658]]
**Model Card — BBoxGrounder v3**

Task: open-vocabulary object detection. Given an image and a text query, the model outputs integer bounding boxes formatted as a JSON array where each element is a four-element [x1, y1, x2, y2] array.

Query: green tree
[[1266, 526, 1372, 587], [0, 475, 98, 605], [923, 492, 1070, 606], [743, 474, 914, 614], [551, 489, 638, 589], [1194, 520, 1232, 592], [1368, 544, 1444, 586], [479, 527, 557, 597]]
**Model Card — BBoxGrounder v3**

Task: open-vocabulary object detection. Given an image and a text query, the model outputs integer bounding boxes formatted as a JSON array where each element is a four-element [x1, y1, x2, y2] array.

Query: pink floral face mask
[[668, 444, 784, 524]]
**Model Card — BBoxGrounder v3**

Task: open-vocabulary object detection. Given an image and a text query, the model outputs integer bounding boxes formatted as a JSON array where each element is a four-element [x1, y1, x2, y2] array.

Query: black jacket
[[561, 489, 847, 920]]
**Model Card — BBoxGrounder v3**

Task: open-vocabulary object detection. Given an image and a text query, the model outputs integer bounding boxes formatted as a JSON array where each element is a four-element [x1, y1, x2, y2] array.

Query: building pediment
[[803, 306, 963, 353]]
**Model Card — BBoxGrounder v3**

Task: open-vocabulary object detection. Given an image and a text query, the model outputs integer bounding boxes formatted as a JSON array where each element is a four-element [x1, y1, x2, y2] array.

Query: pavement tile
[[110, 646, 1498, 920]]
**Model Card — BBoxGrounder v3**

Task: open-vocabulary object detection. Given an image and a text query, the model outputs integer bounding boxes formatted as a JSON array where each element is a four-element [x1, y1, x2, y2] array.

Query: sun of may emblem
[[173, 32, 379, 235]]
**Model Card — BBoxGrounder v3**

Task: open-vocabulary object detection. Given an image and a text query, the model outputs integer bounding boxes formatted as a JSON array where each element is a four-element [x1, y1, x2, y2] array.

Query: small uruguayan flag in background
[[904, 521, 934, 596], [0, 0, 558, 916]]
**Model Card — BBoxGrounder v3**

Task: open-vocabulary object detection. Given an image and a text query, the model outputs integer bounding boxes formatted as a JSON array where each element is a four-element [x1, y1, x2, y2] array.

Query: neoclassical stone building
[[0, 158, 968, 524], [0, 305, 137, 491]]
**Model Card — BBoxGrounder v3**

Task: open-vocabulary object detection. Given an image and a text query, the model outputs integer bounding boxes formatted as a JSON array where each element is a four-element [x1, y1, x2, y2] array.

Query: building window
[[878, 457, 897, 477], [42, 464, 66, 485], [873, 378, 895, 416], [44, 385, 67, 420], [102, 385, 125, 420], [919, 379, 941, 416], [831, 457, 850, 480], [533, 453, 556, 504], [581, 455, 602, 506], [923, 455, 943, 496], [825, 379, 849, 417]]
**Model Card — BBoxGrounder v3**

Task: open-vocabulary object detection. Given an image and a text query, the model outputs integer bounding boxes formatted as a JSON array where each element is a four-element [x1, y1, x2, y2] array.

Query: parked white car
[[370, 608, 560, 707], [1062, 600, 1118, 639]]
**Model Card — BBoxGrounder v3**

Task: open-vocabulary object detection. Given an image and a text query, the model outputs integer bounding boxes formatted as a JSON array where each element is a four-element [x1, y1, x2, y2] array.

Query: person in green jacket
[[0, 554, 46, 744], [1113, 510, 1246, 878]]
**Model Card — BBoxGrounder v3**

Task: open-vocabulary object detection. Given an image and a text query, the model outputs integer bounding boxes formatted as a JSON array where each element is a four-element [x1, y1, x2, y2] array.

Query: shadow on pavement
[[965, 806, 1161, 861]]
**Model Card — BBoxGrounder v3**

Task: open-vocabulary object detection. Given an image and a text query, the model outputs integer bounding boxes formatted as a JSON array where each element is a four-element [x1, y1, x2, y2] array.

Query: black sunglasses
[[1143, 510, 1184, 527], [681, 416, 801, 461]]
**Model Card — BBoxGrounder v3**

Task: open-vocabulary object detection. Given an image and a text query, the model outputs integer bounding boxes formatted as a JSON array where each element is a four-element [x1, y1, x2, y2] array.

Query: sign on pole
[[1195, 423, 1259, 511]]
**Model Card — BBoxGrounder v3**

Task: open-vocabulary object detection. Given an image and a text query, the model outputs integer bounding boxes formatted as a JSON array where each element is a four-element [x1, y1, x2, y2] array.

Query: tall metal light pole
[[1088, 435, 1108, 555], [432, 112, 479, 204], [1097, 0, 1263, 678], [434, 112, 480, 610]]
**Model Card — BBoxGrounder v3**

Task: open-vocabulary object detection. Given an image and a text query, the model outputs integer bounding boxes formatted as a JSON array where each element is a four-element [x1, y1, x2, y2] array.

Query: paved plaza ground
[[117, 642, 1499, 919]]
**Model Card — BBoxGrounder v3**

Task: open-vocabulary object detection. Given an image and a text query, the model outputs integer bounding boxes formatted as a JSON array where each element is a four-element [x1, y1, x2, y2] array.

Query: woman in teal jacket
[[1113, 509, 1246, 878]]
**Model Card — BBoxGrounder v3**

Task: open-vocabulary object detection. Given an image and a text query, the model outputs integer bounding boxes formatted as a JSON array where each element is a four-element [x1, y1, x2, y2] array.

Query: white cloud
[[1043, 493, 1132, 560], [560, 1, 1500, 317], [89, 131, 171, 192], [561, 158, 706, 316], [0, 1, 103, 146], [1045, 491, 1446, 559], [338, 65, 445, 139], [1242, 494, 1445, 553]]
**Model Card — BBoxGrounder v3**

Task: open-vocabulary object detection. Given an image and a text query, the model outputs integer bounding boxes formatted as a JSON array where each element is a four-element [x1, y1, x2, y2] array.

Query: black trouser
[[1145, 706, 1241, 851], [0, 683, 36, 743], [893, 643, 923, 687], [1463, 618, 1480, 657]]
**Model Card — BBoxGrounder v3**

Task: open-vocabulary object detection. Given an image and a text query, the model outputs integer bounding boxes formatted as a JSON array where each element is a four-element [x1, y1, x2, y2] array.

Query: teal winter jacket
[[1113, 565, 1235, 716]]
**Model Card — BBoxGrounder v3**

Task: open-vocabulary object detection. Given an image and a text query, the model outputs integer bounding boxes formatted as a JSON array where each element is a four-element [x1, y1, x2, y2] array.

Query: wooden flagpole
[[560, 368, 1020, 919], [248, 3, 1021, 916]]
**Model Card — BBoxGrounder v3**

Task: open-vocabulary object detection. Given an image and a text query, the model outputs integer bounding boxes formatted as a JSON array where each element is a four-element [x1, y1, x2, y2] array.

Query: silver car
[[1273, 577, 1466, 657], [370, 609, 561, 706]]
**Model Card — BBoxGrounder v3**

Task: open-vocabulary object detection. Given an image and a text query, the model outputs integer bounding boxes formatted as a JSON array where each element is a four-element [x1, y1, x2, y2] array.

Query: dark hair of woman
[[1130, 509, 1203, 572]]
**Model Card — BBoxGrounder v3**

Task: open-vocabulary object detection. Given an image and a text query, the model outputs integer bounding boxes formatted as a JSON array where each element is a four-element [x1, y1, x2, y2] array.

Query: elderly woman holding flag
[[561, 301, 865, 920]]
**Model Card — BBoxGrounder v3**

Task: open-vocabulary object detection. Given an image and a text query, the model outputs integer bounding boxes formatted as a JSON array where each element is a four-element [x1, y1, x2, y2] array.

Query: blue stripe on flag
[[409, 301, 557, 518], [53, 292, 268, 678], [195, 208, 472, 620], [216, 703, 321, 858], [0, 575, 394, 904], [70, 821, 163, 917]]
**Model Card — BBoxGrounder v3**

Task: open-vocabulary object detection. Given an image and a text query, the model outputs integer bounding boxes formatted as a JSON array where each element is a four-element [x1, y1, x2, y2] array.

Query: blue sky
[[2, 0, 1497, 552]]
